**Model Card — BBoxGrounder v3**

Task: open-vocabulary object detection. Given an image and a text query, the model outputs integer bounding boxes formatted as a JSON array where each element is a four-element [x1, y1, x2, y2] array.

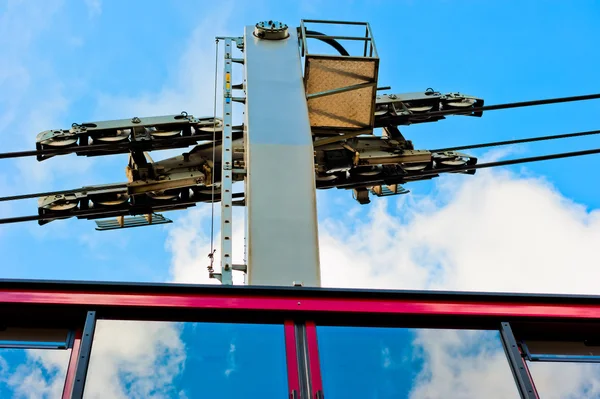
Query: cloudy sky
[[1, 0, 600, 397]]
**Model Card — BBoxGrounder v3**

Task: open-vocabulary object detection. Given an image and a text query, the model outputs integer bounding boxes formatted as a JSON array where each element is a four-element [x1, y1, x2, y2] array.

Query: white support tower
[[243, 23, 321, 287], [212, 21, 379, 287]]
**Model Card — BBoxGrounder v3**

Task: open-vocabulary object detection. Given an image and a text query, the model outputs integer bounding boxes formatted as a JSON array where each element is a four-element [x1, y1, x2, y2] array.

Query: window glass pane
[[0, 348, 70, 398], [527, 361, 600, 398], [84, 320, 288, 398], [317, 326, 519, 399]]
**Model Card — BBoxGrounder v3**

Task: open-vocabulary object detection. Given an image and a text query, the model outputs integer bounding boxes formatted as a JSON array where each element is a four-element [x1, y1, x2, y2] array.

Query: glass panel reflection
[[317, 326, 519, 399], [527, 361, 600, 398], [0, 348, 70, 398], [84, 320, 288, 398]]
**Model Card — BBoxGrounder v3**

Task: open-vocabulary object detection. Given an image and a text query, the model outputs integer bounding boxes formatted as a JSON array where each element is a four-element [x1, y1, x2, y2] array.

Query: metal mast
[[243, 22, 321, 287]]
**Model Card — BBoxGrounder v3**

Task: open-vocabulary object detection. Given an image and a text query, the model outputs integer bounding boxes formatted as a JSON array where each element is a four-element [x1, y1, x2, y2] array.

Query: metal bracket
[[232, 264, 247, 273], [94, 214, 172, 231]]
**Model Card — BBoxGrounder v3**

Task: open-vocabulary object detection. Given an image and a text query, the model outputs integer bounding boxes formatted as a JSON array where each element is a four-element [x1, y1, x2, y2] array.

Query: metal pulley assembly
[[374, 91, 484, 126], [254, 20, 289, 40], [34, 114, 223, 161], [0, 18, 597, 234]]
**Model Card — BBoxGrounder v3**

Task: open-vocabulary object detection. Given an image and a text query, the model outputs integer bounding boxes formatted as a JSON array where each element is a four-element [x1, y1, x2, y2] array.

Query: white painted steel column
[[243, 25, 321, 287], [220, 38, 234, 285]]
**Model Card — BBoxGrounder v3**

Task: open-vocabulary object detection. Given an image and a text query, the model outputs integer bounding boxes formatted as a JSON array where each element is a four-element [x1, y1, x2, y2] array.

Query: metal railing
[[299, 19, 378, 59]]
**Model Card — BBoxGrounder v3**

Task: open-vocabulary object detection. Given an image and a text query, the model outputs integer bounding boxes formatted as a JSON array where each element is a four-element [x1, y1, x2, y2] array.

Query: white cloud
[[381, 346, 392, 369], [84, 320, 186, 399], [0, 0, 97, 199], [528, 362, 600, 399], [409, 330, 518, 399], [319, 168, 600, 294], [84, 0, 102, 18], [166, 206, 246, 285], [407, 328, 600, 398], [224, 343, 237, 377], [0, 349, 69, 399], [93, 3, 236, 121], [314, 167, 600, 397]]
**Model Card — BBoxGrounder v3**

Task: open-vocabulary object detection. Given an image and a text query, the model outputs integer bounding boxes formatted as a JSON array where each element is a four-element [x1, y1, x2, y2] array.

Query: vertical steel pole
[[70, 311, 97, 399], [243, 24, 321, 287], [220, 38, 234, 285], [500, 322, 539, 399]]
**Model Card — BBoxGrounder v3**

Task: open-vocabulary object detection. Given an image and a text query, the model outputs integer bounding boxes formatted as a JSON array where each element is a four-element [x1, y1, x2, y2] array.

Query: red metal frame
[[3, 288, 600, 320], [61, 329, 81, 399], [305, 321, 323, 396], [0, 280, 597, 399], [284, 320, 301, 396]]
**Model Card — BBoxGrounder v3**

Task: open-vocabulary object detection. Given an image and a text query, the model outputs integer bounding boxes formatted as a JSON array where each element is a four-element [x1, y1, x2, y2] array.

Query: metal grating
[[300, 20, 380, 133], [305, 57, 378, 130]]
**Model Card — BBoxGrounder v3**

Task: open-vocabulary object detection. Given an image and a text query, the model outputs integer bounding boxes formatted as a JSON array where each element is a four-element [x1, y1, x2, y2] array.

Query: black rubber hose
[[304, 30, 350, 56]]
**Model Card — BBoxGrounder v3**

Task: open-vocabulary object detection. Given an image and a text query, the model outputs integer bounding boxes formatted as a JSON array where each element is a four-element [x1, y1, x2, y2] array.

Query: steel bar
[[301, 19, 369, 26], [0, 183, 128, 202], [307, 82, 376, 100], [363, 25, 369, 57], [295, 323, 311, 399], [366, 22, 378, 57], [313, 130, 372, 146], [70, 311, 97, 399], [430, 129, 600, 153], [304, 34, 372, 41], [500, 322, 539, 399]]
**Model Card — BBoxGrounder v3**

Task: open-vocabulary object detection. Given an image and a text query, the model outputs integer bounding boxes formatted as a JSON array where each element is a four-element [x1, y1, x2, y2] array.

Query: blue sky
[[1, 0, 600, 397], [1, 1, 600, 282]]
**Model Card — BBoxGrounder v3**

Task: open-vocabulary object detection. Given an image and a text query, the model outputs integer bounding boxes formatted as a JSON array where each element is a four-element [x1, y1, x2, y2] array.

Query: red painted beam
[[305, 321, 323, 396], [61, 329, 81, 399], [0, 289, 599, 320], [284, 320, 301, 396]]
